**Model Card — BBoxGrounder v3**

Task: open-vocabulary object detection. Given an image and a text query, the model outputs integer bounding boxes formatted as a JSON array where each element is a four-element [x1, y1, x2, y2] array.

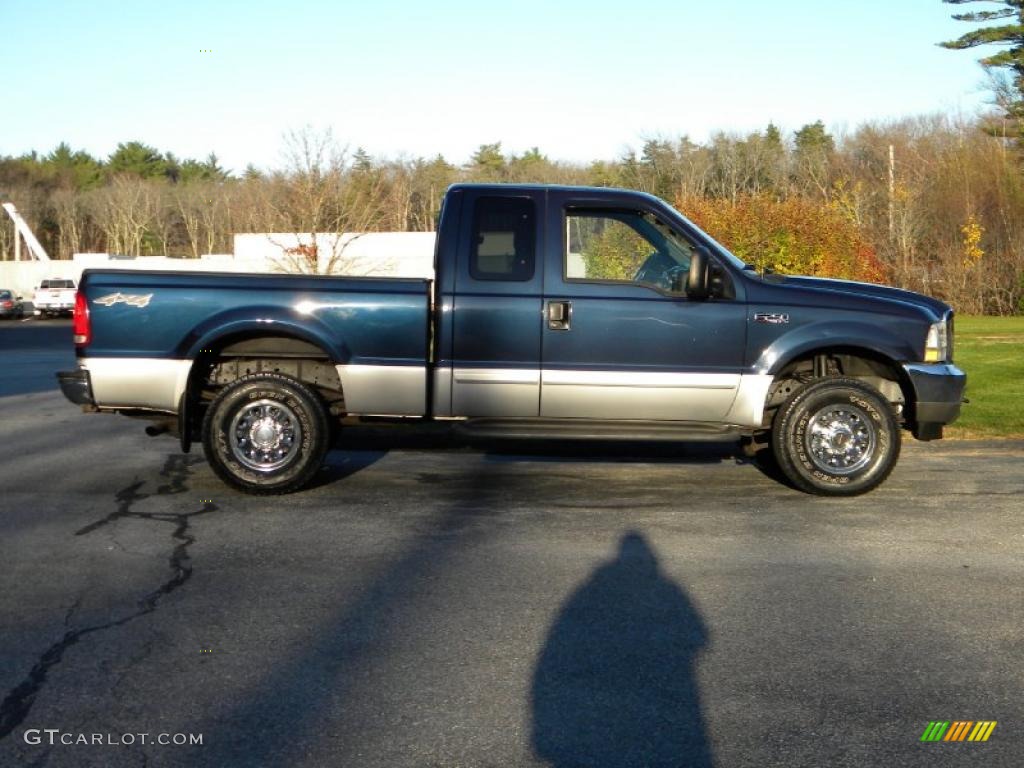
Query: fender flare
[[176, 306, 351, 362], [753, 321, 917, 376]]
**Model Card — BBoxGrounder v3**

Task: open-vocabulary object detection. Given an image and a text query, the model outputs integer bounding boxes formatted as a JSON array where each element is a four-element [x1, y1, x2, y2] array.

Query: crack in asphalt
[[0, 455, 218, 742]]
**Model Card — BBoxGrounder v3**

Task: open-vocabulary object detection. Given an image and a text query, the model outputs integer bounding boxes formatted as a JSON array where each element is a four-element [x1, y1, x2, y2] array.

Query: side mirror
[[686, 246, 710, 300]]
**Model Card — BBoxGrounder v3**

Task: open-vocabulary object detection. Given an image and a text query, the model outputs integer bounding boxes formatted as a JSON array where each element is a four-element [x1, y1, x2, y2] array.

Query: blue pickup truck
[[58, 184, 965, 496]]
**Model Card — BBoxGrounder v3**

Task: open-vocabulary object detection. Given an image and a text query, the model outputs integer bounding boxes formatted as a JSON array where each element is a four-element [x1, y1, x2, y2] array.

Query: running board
[[456, 418, 743, 443]]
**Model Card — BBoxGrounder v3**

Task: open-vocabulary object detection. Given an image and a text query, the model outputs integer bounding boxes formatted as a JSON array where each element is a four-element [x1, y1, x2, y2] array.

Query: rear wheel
[[771, 377, 900, 496], [201, 372, 330, 494]]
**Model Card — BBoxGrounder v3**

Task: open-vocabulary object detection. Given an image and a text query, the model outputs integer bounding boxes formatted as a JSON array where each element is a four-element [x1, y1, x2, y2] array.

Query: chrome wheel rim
[[229, 399, 302, 472], [805, 404, 876, 475]]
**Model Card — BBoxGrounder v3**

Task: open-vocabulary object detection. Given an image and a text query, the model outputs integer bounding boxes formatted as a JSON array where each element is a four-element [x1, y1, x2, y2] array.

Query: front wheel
[[201, 372, 331, 494], [771, 377, 900, 496]]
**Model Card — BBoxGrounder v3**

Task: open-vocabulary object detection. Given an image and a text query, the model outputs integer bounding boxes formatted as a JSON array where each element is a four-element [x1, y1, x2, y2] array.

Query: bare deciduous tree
[[251, 127, 394, 274], [86, 176, 159, 255], [51, 189, 92, 259]]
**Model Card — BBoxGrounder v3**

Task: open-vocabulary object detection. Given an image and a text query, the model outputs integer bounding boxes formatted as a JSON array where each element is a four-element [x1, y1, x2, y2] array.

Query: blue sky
[[1, 0, 996, 173]]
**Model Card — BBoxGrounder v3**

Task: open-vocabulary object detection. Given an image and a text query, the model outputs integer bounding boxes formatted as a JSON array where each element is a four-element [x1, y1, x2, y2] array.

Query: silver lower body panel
[[436, 367, 772, 427], [540, 369, 740, 422], [80, 357, 773, 430], [722, 373, 774, 428], [336, 364, 426, 416], [451, 367, 539, 418], [81, 357, 192, 412]]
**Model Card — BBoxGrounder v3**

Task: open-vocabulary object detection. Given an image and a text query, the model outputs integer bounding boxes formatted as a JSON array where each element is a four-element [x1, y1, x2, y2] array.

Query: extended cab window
[[471, 197, 535, 281], [566, 208, 695, 293]]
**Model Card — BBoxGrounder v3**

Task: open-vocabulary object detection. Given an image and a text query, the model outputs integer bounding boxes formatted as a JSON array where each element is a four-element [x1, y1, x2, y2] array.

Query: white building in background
[[0, 232, 438, 298], [232, 232, 436, 278]]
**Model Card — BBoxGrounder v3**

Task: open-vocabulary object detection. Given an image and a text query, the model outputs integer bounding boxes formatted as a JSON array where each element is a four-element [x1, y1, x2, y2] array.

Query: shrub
[[677, 193, 887, 284]]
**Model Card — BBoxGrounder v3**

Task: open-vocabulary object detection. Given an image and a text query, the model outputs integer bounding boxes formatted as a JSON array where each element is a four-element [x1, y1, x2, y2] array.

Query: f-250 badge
[[753, 312, 789, 324], [93, 292, 153, 308]]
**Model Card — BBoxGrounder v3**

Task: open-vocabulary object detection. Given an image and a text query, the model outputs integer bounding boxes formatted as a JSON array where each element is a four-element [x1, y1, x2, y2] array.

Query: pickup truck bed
[[75, 270, 431, 416]]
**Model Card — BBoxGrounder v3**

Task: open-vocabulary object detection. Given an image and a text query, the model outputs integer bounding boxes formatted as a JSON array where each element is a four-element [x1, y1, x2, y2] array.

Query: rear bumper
[[57, 369, 95, 406], [902, 362, 966, 440]]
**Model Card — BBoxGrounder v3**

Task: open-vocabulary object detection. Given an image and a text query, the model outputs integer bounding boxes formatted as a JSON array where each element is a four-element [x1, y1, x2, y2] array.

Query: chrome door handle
[[547, 300, 572, 330]]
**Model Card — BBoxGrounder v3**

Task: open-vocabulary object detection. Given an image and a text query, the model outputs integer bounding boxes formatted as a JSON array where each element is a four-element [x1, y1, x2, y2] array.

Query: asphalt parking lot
[[1, 320, 1021, 767]]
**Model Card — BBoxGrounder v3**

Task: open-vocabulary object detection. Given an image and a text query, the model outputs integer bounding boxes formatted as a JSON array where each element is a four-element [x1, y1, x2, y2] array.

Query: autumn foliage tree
[[678, 193, 887, 283], [3, 114, 1024, 312]]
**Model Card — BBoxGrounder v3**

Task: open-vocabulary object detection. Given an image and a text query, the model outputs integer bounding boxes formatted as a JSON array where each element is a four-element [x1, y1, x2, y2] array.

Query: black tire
[[771, 377, 900, 496], [201, 372, 331, 494]]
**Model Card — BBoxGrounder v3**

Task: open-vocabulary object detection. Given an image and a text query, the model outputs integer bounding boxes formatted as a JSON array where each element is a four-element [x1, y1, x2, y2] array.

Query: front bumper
[[902, 363, 966, 440], [57, 369, 95, 406]]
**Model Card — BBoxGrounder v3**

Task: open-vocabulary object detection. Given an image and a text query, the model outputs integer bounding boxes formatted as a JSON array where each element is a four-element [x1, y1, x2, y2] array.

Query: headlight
[[924, 320, 948, 362]]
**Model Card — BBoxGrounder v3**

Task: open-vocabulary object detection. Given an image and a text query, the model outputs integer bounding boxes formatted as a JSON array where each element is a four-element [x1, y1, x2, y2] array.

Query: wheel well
[[211, 336, 328, 358], [764, 347, 912, 425], [184, 333, 346, 439]]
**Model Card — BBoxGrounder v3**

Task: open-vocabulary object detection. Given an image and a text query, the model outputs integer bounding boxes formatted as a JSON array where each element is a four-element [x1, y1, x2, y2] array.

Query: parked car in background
[[0, 289, 25, 319], [33, 278, 77, 317]]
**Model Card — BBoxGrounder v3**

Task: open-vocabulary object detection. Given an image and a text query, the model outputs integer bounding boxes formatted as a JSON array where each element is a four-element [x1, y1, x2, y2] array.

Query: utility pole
[[887, 144, 895, 243]]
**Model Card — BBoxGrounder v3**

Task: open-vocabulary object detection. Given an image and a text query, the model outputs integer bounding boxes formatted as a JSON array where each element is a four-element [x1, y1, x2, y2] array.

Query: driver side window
[[565, 208, 693, 292]]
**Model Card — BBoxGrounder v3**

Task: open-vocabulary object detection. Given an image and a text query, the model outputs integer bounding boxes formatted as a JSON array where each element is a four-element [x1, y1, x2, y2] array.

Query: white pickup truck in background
[[33, 278, 77, 317]]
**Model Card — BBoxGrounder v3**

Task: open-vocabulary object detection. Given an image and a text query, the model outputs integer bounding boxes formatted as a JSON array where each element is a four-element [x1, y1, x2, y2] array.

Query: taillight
[[73, 291, 91, 346]]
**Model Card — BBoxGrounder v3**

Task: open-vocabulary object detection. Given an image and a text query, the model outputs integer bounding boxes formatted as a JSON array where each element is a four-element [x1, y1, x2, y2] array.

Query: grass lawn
[[946, 316, 1024, 439]]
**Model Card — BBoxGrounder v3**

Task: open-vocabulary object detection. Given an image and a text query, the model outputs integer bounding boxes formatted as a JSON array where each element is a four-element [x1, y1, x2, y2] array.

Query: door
[[540, 199, 746, 421], [448, 190, 544, 417]]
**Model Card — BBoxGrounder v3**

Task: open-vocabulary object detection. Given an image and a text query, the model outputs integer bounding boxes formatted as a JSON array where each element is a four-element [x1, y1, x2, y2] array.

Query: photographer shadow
[[531, 532, 713, 767]]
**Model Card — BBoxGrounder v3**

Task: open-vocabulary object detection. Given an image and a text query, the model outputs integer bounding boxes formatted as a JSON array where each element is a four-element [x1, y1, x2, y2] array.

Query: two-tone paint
[[63, 183, 965, 441], [76, 270, 430, 414]]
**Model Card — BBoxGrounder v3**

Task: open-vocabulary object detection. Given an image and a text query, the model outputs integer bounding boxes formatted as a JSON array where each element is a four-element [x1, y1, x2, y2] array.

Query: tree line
[[2, 1, 1023, 313], [2, 114, 1022, 314]]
